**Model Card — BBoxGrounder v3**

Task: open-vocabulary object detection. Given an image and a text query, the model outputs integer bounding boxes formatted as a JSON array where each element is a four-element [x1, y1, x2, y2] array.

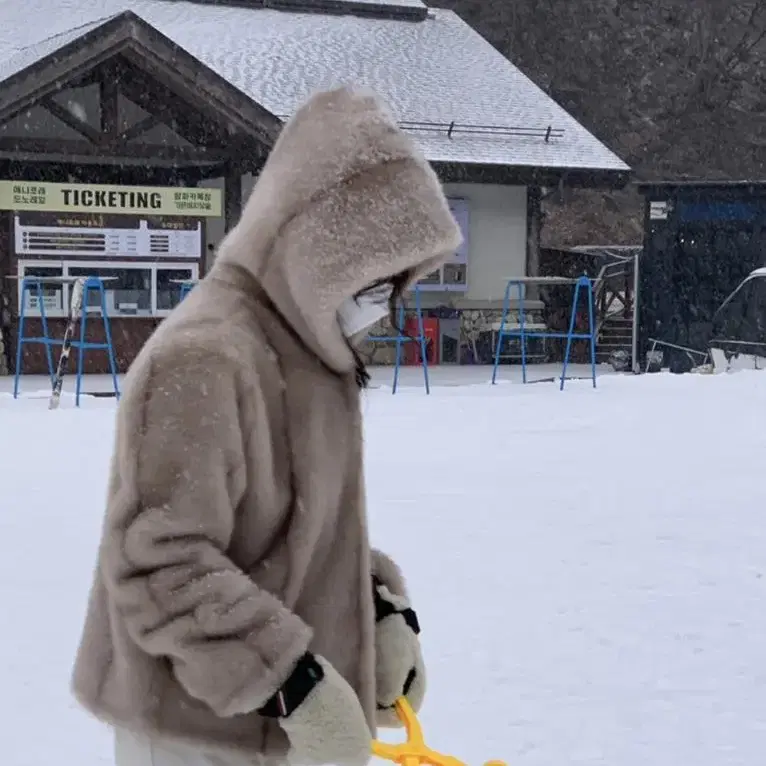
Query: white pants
[[115, 727, 261, 766]]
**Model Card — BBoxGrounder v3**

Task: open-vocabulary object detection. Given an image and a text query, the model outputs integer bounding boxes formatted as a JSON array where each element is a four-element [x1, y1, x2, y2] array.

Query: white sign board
[[417, 197, 470, 292]]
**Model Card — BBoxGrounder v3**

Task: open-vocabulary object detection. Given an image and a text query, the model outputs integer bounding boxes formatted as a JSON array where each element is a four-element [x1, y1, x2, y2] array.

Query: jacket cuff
[[216, 608, 313, 718]]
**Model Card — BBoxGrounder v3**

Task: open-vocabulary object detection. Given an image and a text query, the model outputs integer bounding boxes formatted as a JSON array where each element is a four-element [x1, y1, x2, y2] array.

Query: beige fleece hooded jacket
[[71, 86, 462, 760]]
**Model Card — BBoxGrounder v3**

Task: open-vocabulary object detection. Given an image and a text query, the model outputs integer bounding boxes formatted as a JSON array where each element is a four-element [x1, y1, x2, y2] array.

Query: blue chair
[[366, 286, 430, 394]]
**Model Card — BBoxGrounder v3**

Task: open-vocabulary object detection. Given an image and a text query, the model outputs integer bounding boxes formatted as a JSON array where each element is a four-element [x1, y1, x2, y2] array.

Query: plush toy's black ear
[[372, 575, 420, 634]]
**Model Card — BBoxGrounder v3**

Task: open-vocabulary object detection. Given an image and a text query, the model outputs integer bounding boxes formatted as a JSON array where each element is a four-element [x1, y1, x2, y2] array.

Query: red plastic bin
[[403, 317, 439, 365]]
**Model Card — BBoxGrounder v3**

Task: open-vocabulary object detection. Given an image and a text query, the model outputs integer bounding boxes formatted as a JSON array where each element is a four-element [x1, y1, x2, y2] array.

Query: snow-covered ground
[[1, 367, 765, 766]]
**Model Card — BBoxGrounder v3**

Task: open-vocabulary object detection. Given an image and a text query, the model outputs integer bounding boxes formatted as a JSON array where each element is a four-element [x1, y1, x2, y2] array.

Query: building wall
[[201, 177, 530, 306]]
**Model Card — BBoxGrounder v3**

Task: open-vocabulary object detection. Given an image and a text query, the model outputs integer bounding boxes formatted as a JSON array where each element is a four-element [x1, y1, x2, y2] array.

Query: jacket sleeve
[[100, 346, 312, 718], [371, 548, 410, 600]]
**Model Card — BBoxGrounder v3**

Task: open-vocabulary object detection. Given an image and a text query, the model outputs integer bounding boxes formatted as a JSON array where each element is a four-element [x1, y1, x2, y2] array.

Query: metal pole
[[631, 248, 641, 374], [491, 280, 512, 385]]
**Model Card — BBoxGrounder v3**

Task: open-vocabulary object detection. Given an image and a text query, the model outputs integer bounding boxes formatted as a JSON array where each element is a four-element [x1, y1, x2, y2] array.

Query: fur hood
[[212, 86, 462, 372]]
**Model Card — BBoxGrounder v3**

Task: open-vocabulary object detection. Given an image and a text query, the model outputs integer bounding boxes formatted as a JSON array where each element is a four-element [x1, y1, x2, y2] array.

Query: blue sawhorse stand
[[14, 276, 120, 406], [491, 275, 597, 390], [367, 287, 430, 394]]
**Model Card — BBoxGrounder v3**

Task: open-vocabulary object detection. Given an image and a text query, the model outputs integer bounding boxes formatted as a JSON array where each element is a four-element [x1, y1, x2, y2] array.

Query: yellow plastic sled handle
[[371, 697, 507, 766]]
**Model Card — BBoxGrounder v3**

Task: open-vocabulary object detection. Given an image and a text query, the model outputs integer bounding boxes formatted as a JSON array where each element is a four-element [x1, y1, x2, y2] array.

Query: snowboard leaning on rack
[[48, 278, 85, 411]]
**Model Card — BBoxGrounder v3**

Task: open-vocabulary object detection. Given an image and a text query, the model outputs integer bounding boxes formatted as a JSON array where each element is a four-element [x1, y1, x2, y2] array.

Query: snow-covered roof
[[0, 16, 119, 84], [0, 0, 630, 173]]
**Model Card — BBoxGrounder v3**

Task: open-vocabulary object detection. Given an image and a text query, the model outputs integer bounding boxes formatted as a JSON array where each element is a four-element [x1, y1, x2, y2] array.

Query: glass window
[[443, 262, 467, 287], [18, 263, 65, 315], [67, 265, 153, 317], [157, 267, 195, 311]]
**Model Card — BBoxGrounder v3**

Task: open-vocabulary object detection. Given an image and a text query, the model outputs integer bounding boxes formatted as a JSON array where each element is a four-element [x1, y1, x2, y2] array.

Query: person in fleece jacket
[[71, 85, 462, 766]]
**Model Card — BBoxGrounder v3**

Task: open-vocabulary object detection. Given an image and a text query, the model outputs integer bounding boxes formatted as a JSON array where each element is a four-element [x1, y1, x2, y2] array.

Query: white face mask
[[338, 283, 393, 338]]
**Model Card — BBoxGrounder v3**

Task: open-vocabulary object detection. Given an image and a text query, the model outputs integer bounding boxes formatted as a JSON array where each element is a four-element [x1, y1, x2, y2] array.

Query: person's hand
[[373, 577, 426, 728], [260, 653, 372, 766]]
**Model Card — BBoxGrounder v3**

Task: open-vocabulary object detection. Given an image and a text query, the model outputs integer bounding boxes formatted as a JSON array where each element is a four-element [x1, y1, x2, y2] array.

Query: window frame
[[16, 259, 199, 318], [154, 263, 199, 317]]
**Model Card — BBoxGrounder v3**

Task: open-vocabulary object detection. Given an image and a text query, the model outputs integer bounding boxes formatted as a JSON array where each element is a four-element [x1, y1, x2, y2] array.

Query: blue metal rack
[[491, 275, 597, 390], [366, 286, 430, 394], [14, 276, 120, 406]]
